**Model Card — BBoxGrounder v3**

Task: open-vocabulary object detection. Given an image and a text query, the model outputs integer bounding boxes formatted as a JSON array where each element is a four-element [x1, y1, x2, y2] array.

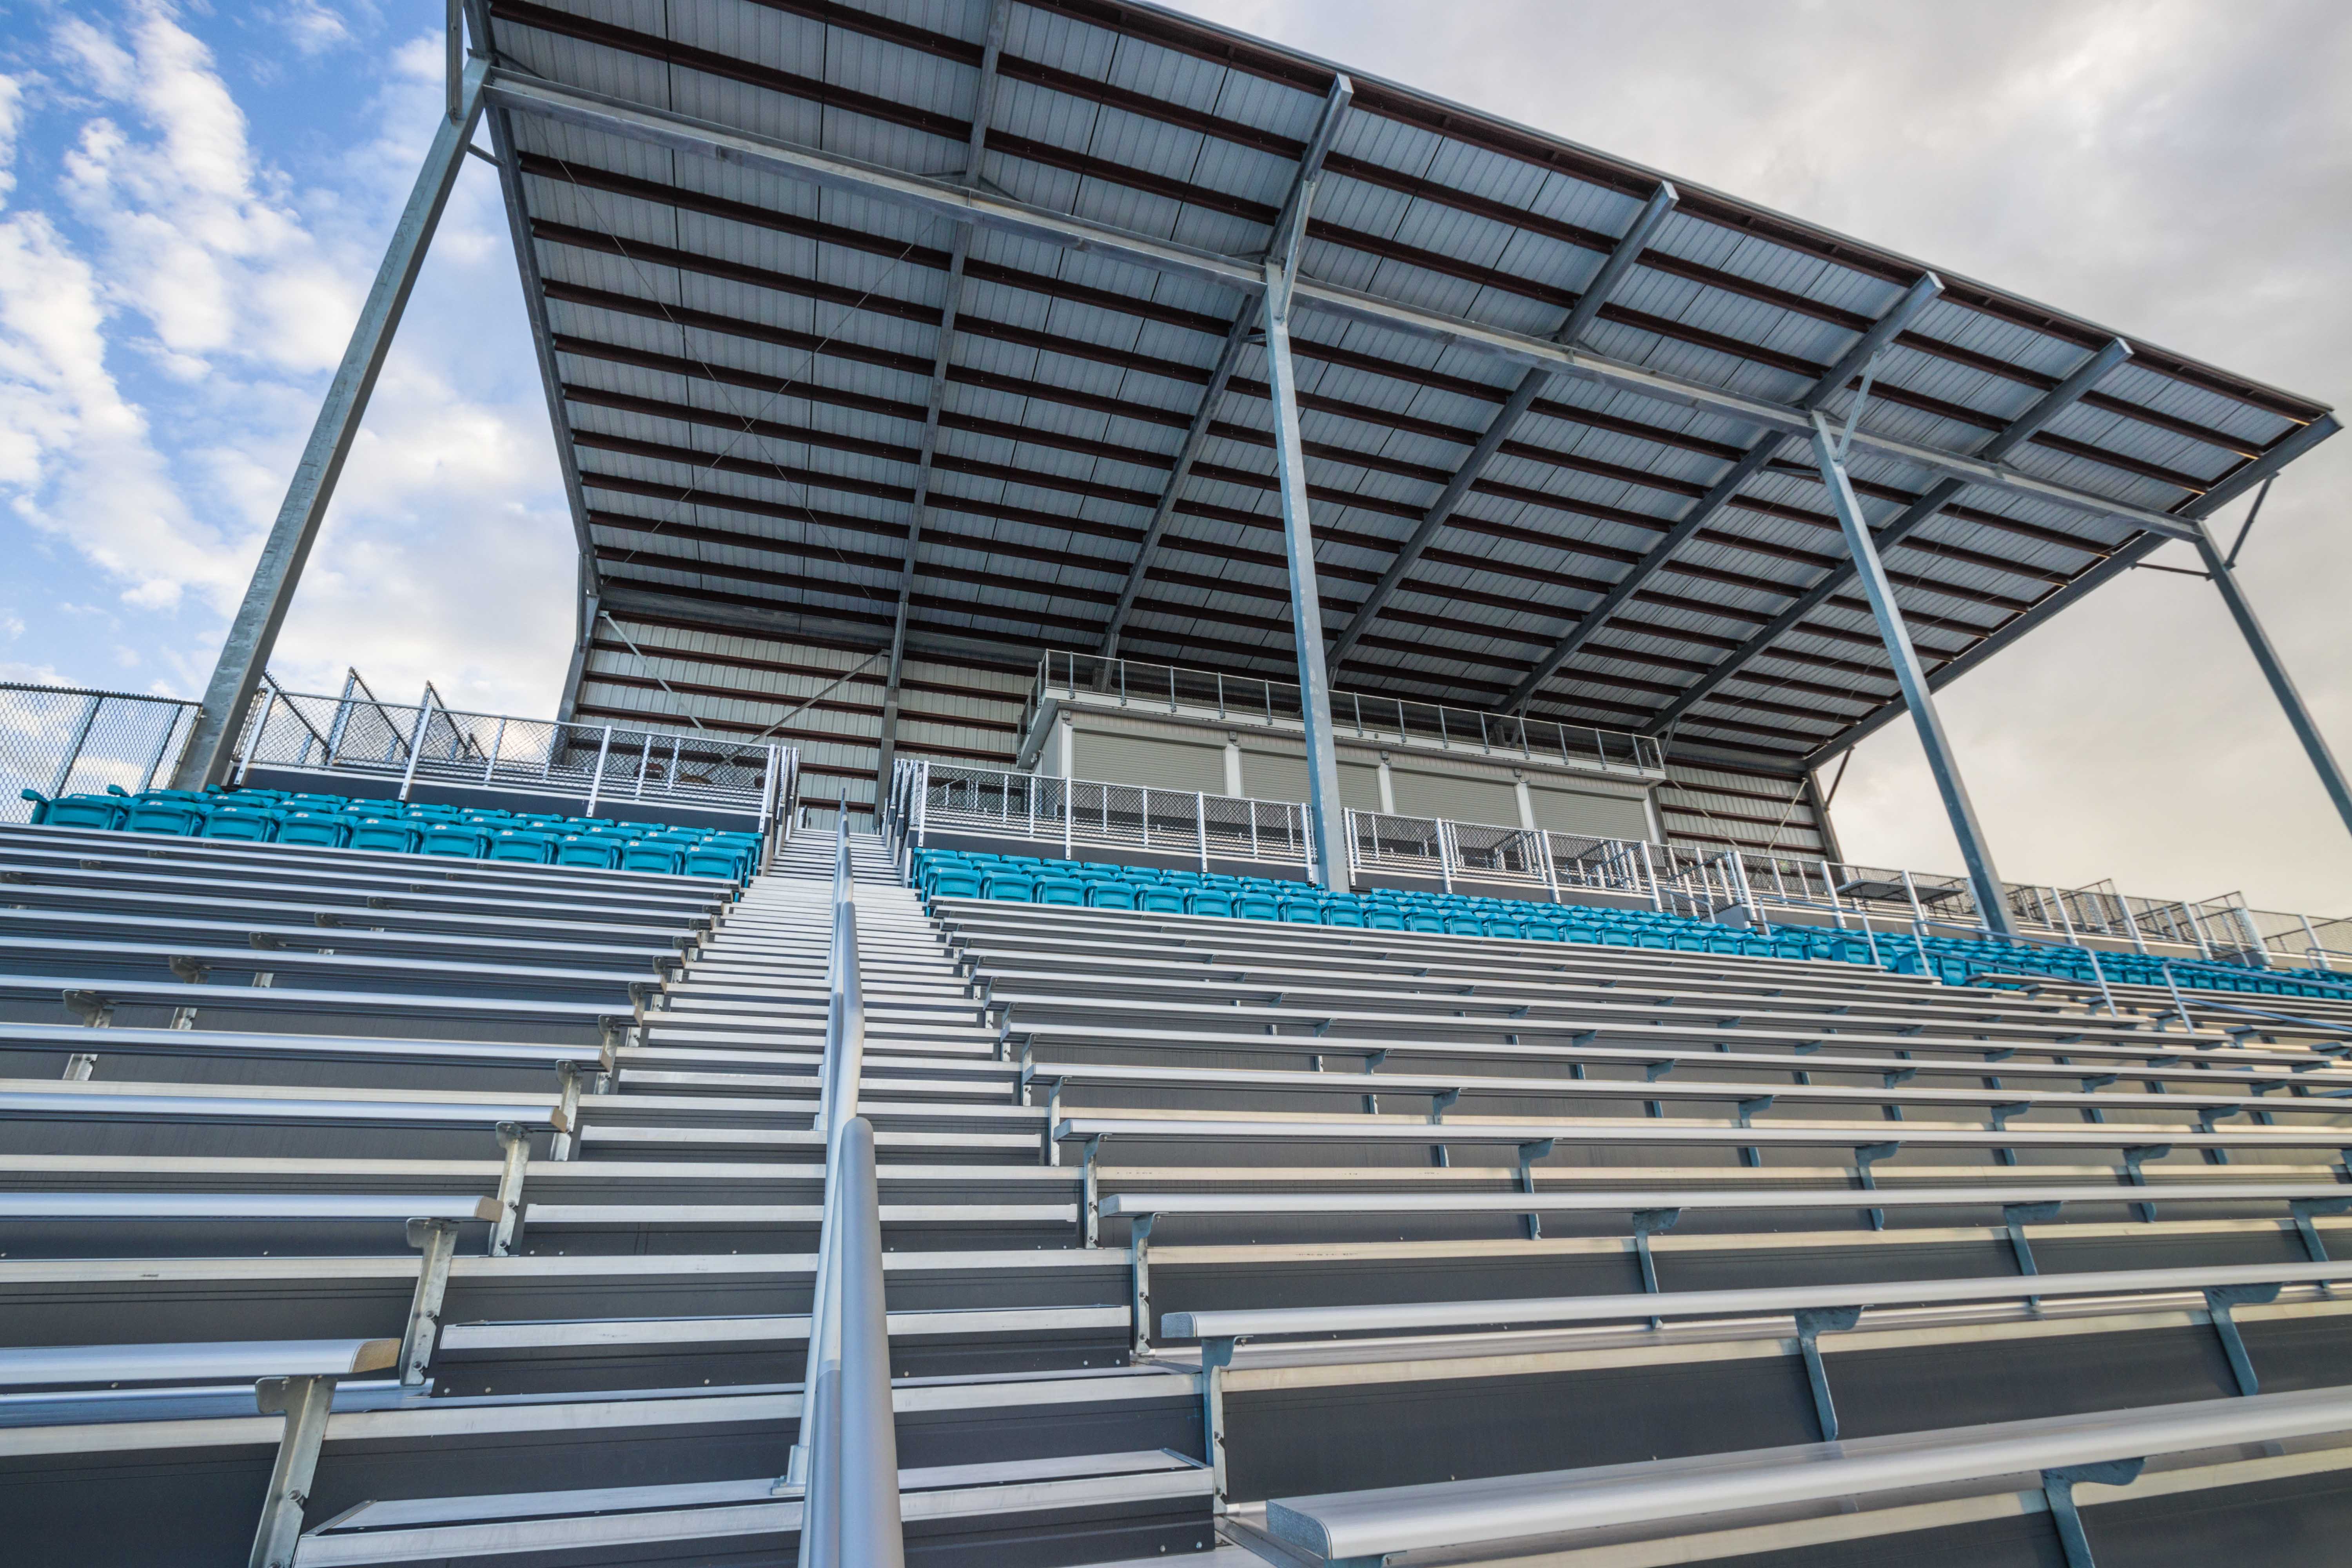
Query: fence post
[[1063, 776, 1074, 860], [633, 732, 653, 800], [47, 694, 103, 797], [1196, 791, 1209, 873], [2232, 906, 2272, 968], [1899, 869, 1929, 936], [396, 691, 436, 802], [483, 717, 506, 785], [1140, 787, 1150, 850], [138, 706, 182, 793], [2300, 914, 2330, 972], [916, 760, 930, 848], [1637, 839, 1664, 911], [1436, 820, 1454, 894], [1539, 830, 1560, 903], [584, 724, 612, 815]]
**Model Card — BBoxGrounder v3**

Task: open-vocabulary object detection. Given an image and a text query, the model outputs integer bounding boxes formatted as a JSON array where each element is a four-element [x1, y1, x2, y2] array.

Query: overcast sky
[[2, 0, 2347, 916]]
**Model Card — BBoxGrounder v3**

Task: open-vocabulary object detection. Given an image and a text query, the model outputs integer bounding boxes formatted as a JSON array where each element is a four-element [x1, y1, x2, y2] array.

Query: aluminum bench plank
[[0, 1023, 604, 1071], [435, 1304, 1131, 1354], [0, 1193, 500, 1221], [1261, 1385, 2352, 1561], [0, 1337, 397, 1387], [1163, 1258, 2352, 1341]]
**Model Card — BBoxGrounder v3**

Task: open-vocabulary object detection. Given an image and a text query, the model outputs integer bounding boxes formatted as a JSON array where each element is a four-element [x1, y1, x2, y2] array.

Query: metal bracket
[[1129, 1212, 1156, 1360], [552, 1061, 583, 1161], [1793, 1305, 1862, 1440], [2042, 1457, 2145, 1568], [2292, 1196, 2350, 1264], [1631, 1207, 1681, 1298], [1199, 1335, 1237, 1511], [400, 1217, 460, 1386], [1081, 1133, 1104, 1248], [249, 1373, 338, 1568], [1516, 1138, 1554, 1239], [2121, 1144, 2172, 1224], [61, 1052, 98, 1081], [2004, 1200, 2066, 1283], [2205, 1283, 2281, 1395], [1853, 1141, 1901, 1231], [62, 989, 114, 1028], [491, 1121, 530, 1257], [1735, 1095, 1773, 1169]]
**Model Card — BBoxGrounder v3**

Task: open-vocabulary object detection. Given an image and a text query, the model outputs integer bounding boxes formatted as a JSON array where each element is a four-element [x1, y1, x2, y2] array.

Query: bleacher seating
[[19, 783, 764, 882], [909, 845, 2352, 1007]]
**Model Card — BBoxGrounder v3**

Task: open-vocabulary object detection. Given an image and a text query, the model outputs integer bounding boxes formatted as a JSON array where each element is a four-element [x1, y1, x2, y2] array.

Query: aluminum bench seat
[[1053, 1114, 2345, 1160], [289, 1448, 1212, 1566], [1017, 1058, 2348, 1128], [1, 830, 733, 904], [0, 879, 710, 947], [0, 1025, 607, 1086], [0, 853, 722, 926], [0, 1192, 500, 1223], [575, 1124, 1040, 1159], [0, 907, 688, 971], [1005, 1018, 2332, 1082], [0, 936, 651, 1001], [2, 976, 627, 1036], [433, 1302, 1132, 1358], [520, 1201, 1075, 1229], [0, 1336, 398, 1389], [0, 1080, 563, 1132], [617, 1068, 1018, 1102], [987, 989, 2258, 1056], [1259, 1385, 2352, 1567], [1008, 1020, 2352, 1093], [1164, 1258, 2352, 1348]]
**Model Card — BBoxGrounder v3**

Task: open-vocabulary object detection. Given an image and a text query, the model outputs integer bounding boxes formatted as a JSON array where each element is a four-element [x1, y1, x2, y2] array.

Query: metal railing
[[2, 681, 200, 820], [1027, 651, 1666, 776], [230, 678, 787, 828], [789, 818, 904, 1566], [904, 759, 1319, 875], [889, 759, 2352, 981]]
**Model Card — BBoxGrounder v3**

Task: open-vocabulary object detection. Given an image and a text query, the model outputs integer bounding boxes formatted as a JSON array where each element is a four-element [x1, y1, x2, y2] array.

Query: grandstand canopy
[[474, 0, 2337, 776]]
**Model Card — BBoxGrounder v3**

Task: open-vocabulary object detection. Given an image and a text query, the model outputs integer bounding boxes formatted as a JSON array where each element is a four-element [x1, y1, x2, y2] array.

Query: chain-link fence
[[232, 681, 786, 823], [1, 682, 200, 822]]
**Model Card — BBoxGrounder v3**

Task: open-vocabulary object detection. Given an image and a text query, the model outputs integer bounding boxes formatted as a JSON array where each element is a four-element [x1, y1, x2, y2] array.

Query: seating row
[[911, 849, 1867, 964], [21, 784, 761, 880], [913, 848, 2347, 1009]]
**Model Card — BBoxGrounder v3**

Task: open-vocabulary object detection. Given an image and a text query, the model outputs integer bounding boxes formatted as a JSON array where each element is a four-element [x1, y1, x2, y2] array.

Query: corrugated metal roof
[[482, 0, 2334, 776]]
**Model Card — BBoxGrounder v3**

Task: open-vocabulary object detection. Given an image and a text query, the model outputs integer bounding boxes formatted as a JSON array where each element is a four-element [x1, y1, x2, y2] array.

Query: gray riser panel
[[430, 1330, 1137, 1398], [0, 997, 607, 1047], [0, 1051, 562, 1095]]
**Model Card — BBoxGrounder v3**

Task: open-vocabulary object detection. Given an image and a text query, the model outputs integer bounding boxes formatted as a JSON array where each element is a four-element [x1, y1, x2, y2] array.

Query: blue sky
[[0, 0, 575, 712], [3, 0, 2350, 914]]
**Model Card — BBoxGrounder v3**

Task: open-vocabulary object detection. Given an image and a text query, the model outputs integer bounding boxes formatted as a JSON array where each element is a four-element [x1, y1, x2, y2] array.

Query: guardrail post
[[584, 724, 612, 814], [47, 693, 102, 797], [396, 691, 435, 802], [1196, 791, 1209, 872], [1637, 839, 1663, 910]]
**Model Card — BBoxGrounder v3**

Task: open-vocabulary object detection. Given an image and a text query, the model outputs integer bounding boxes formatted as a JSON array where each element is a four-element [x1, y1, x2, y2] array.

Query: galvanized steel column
[[1261, 262, 1352, 892], [175, 56, 488, 788], [1811, 413, 2016, 938]]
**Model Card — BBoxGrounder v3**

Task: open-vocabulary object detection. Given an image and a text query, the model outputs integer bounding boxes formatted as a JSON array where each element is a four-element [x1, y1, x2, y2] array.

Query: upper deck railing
[[232, 675, 789, 826], [895, 758, 2347, 973], [1025, 652, 1666, 779]]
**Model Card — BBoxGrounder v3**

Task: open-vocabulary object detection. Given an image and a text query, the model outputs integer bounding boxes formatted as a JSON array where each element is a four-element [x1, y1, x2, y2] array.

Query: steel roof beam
[[875, 0, 1010, 795], [1643, 336, 2137, 737], [481, 74, 2222, 548], [1101, 74, 1351, 661], [1324, 182, 1678, 676], [1500, 274, 1945, 712], [1803, 410, 2344, 769]]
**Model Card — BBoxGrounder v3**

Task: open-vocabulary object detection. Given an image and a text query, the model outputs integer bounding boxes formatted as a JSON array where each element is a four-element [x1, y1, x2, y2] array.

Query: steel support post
[[249, 1373, 338, 1568], [1811, 413, 2016, 937], [1262, 264, 1351, 891], [2191, 519, 2352, 842], [176, 56, 488, 789]]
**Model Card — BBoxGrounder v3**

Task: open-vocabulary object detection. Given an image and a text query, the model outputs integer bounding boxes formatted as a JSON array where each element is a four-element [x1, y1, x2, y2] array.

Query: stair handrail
[[790, 815, 903, 1565]]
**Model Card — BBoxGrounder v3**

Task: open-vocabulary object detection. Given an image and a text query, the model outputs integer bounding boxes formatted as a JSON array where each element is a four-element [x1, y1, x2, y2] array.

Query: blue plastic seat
[[423, 824, 494, 859], [555, 836, 621, 869], [1278, 898, 1324, 924], [20, 790, 124, 829], [124, 799, 208, 836], [984, 873, 1039, 902], [1481, 918, 1524, 940], [1321, 902, 1365, 928], [621, 843, 685, 874], [488, 831, 558, 865], [1138, 886, 1188, 914], [1185, 891, 1235, 918], [345, 818, 419, 853], [682, 847, 750, 880], [200, 805, 281, 842], [275, 811, 351, 848], [1032, 877, 1085, 906], [1236, 891, 1282, 920], [1087, 884, 1140, 911], [927, 867, 984, 899]]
